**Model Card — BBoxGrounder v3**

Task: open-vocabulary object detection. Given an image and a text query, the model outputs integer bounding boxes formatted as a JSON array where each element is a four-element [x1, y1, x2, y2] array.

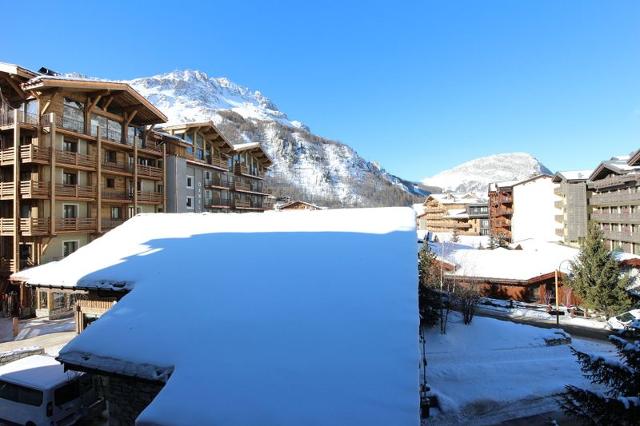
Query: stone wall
[[0, 347, 44, 366], [102, 375, 165, 426]]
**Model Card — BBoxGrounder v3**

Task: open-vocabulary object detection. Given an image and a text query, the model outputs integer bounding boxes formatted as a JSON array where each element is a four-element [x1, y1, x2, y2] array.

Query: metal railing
[[0, 110, 39, 126]]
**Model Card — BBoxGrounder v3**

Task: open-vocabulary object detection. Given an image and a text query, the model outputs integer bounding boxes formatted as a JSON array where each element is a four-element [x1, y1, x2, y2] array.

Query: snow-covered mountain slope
[[127, 70, 425, 207], [422, 153, 552, 199]]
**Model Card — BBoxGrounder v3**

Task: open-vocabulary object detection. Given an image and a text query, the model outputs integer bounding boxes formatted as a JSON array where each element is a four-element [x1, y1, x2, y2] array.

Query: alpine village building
[[488, 181, 514, 241], [0, 62, 273, 319], [417, 194, 489, 236]]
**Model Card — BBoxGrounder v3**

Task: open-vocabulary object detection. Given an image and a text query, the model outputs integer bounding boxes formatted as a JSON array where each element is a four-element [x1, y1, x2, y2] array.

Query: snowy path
[[0, 316, 75, 343], [425, 313, 615, 424]]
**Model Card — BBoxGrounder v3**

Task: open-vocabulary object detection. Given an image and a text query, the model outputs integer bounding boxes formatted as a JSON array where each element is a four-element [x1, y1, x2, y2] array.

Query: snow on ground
[[426, 312, 615, 425], [0, 316, 75, 343], [15, 208, 419, 426], [432, 232, 490, 249]]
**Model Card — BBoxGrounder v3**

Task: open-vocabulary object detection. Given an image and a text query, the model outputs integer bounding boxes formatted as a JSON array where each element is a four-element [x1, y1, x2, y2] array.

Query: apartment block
[[161, 122, 273, 213], [510, 175, 559, 243], [488, 181, 514, 241], [0, 63, 167, 317], [417, 193, 487, 236], [588, 152, 640, 254], [552, 170, 591, 247]]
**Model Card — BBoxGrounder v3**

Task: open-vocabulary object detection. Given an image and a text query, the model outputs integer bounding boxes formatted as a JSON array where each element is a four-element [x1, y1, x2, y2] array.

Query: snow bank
[[21, 208, 420, 425]]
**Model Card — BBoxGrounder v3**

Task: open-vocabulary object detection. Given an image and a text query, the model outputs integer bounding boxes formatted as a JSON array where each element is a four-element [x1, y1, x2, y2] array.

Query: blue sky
[[3, 0, 639, 181]]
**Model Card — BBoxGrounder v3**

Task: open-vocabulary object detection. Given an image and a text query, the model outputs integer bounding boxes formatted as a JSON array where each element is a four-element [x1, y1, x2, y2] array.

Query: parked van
[[0, 355, 100, 426]]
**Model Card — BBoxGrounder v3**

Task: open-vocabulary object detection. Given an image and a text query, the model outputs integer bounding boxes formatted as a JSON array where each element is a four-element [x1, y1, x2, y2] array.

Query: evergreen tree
[[557, 335, 640, 425], [418, 242, 441, 328], [568, 223, 632, 317]]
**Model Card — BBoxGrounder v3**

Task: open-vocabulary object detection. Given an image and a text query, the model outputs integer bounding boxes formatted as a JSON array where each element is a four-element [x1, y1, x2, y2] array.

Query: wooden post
[[97, 128, 102, 233], [12, 109, 20, 272], [50, 113, 57, 235], [133, 137, 138, 214], [162, 140, 167, 212], [12, 316, 19, 338]]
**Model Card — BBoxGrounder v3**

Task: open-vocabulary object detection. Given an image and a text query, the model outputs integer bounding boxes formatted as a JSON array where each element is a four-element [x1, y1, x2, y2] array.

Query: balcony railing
[[20, 218, 50, 236], [20, 181, 49, 198], [591, 211, 640, 223], [136, 139, 162, 154], [0, 258, 15, 274], [0, 110, 39, 127], [101, 218, 125, 230], [210, 157, 228, 170], [102, 190, 133, 201], [205, 172, 231, 189], [589, 174, 639, 190], [602, 229, 640, 244], [56, 150, 97, 169], [555, 228, 565, 237], [137, 164, 163, 179], [205, 195, 231, 208], [137, 191, 163, 204], [102, 160, 133, 174], [493, 217, 511, 227], [0, 182, 14, 199], [42, 114, 86, 134], [0, 147, 14, 165], [0, 218, 15, 235], [56, 184, 96, 199], [232, 175, 269, 194], [56, 217, 97, 232], [590, 191, 640, 205], [20, 145, 51, 163], [495, 207, 513, 216]]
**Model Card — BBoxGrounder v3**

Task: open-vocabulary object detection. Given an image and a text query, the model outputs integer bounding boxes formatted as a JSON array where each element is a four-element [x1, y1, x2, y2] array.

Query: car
[[607, 308, 640, 335], [0, 355, 101, 426]]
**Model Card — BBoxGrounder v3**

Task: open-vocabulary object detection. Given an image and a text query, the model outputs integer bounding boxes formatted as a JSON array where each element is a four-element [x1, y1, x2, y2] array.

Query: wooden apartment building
[[0, 63, 168, 317], [161, 122, 273, 213], [417, 194, 487, 236], [488, 181, 514, 241]]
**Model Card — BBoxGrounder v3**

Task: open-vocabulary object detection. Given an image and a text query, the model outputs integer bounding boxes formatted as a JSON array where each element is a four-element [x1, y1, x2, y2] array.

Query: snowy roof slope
[[18, 209, 419, 425]]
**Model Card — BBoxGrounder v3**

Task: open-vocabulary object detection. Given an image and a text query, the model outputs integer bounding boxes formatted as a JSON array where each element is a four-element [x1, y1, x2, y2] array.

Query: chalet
[[13, 209, 420, 425], [277, 200, 326, 211], [0, 62, 167, 318], [417, 194, 487, 236]]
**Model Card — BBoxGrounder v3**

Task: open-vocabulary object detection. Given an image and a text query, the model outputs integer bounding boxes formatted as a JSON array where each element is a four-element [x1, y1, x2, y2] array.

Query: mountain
[[126, 70, 426, 207], [421, 152, 553, 199]]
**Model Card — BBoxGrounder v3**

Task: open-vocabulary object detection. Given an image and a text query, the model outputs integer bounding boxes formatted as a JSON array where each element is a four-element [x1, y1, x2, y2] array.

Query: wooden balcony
[[210, 156, 228, 170], [20, 145, 50, 164], [205, 173, 231, 189], [102, 190, 133, 202], [493, 217, 511, 227], [136, 139, 163, 154], [56, 150, 97, 169], [56, 217, 97, 232], [20, 181, 49, 199], [0, 147, 15, 165], [233, 199, 251, 209], [20, 218, 50, 236], [0, 258, 15, 275], [0, 218, 15, 236], [495, 207, 513, 216], [234, 162, 249, 176], [589, 174, 638, 190], [101, 218, 125, 230], [102, 160, 133, 175], [137, 191, 163, 204], [0, 182, 14, 199], [232, 175, 269, 194], [137, 164, 163, 180], [55, 184, 96, 199]]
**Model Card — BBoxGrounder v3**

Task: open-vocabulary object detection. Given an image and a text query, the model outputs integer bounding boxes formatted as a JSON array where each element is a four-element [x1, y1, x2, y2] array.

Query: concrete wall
[[166, 155, 186, 213], [564, 182, 588, 243], [511, 176, 560, 242], [0, 347, 45, 366]]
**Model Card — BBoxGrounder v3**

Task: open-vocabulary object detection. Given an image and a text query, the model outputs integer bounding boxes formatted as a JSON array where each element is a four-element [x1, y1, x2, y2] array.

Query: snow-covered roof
[[277, 200, 326, 210], [427, 193, 482, 205], [0, 355, 80, 390], [553, 170, 593, 182], [17, 209, 419, 425], [446, 208, 469, 218]]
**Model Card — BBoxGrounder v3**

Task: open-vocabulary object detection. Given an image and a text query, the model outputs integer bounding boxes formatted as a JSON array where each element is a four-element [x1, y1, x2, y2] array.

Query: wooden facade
[[0, 63, 167, 317], [488, 182, 514, 241], [417, 194, 486, 236]]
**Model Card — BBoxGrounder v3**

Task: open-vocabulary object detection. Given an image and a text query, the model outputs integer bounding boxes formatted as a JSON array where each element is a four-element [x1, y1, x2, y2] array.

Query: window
[[106, 178, 115, 189], [0, 380, 43, 407], [63, 138, 77, 152], [63, 204, 78, 219], [63, 172, 77, 185], [105, 150, 117, 163], [111, 207, 121, 219], [63, 98, 84, 133], [186, 196, 193, 209], [54, 379, 81, 407], [63, 241, 78, 257], [128, 126, 143, 147], [186, 176, 194, 189]]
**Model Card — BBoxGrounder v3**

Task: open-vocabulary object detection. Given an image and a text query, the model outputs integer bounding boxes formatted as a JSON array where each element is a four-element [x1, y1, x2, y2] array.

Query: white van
[[0, 355, 99, 426], [607, 308, 640, 336]]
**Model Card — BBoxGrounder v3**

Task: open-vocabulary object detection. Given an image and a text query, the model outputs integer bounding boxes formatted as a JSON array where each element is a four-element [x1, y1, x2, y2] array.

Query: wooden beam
[[101, 96, 114, 111], [87, 95, 103, 112], [2, 76, 25, 99], [124, 110, 138, 127]]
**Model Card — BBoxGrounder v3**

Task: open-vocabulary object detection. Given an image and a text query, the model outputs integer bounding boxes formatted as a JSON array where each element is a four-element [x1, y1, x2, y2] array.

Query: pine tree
[[557, 335, 640, 425], [418, 242, 441, 328], [567, 223, 632, 318]]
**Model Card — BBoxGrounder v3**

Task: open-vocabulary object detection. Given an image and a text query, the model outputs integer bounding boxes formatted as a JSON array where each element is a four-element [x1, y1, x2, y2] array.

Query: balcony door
[[63, 204, 78, 219]]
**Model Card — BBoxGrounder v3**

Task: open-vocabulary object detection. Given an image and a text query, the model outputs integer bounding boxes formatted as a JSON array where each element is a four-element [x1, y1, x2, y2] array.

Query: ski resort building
[[161, 121, 272, 213], [488, 181, 515, 241], [510, 175, 559, 243], [588, 152, 640, 254], [417, 194, 487, 236], [0, 62, 168, 318], [13, 209, 420, 426], [277, 200, 326, 211], [552, 170, 591, 247]]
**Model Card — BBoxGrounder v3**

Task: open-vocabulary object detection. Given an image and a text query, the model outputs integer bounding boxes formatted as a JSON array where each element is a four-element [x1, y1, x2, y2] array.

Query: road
[[474, 307, 613, 341]]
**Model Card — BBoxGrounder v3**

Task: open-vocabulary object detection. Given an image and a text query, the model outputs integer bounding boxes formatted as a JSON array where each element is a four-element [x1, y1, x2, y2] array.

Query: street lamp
[[554, 259, 573, 326]]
